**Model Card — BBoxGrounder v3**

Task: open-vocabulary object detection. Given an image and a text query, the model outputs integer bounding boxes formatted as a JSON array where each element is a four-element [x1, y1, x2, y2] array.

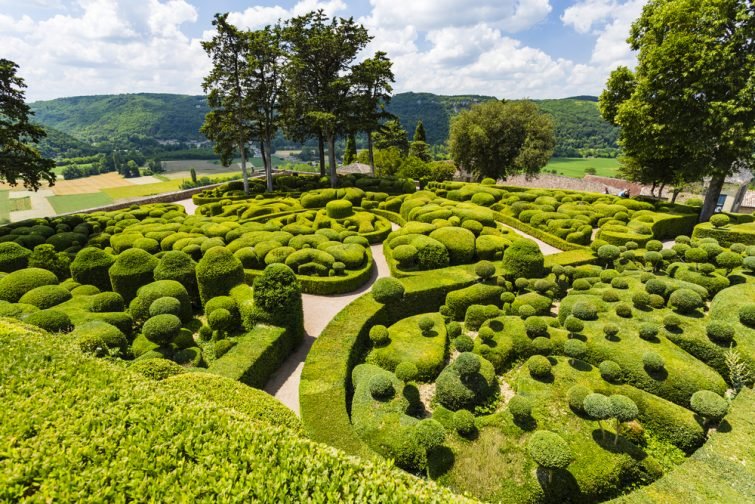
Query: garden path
[[498, 223, 562, 255]]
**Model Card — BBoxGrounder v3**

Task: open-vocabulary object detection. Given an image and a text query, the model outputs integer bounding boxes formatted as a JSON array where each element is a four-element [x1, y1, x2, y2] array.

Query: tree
[[0, 59, 55, 190], [526, 430, 574, 483], [373, 119, 409, 154], [343, 133, 356, 165], [201, 14, 255, 195], [449, 100, 554, 181], [413, 120, 427, 143], [283, 11, 371, 186], [409, 119, 432, 162], [609, 394, 638, 445], [350, 51, 395, 175], [583, 392, 612, 438], [600, 0, 754, 221]]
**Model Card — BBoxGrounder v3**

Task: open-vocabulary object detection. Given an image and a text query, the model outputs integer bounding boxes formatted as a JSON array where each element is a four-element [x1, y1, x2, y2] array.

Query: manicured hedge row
[[243, 248, 375, 295], [0, 318, 468, 502], [207, 325, 292, 388], [494, 211, 587, 252], [299, 267, 479, 458], [544, 249, 598, 269], [692, 221, 755, 247], [612, 387, 755, 504], [368, 207, 406, 227]]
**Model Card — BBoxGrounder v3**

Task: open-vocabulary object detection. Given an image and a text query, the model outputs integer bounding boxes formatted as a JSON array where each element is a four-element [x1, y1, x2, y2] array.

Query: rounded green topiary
[[475, 260, 496, 280], [153, 250, 198, 303], [418, 316, 435, 335], [611, 277, 629, 289], [143, 314, 182, 345], [532, 336, 553, 355], [252, 263, 301, 321], [642, 351, 665, 372], [663, 314, 682, 329], [455, 352, 481, 376], [70, 247, 115, 292], [28, 244, 70, 280], [715, 251, 742, 273], [395, 361, 418, 383], [393, 244, 418, 268], [0, 268, 59, 303], [571, 300, 598, 321], [709, 214, 730, 228], [509, 395, 532, 420], [563, 339, 587, 362], [583, 392, 612, 421], [690, 390, 729, 424], [527, 430, 573, 471], [325, 199, 354, 219], [599, 360, 622, 382], [0, 242, 31, 272], [668, 288, 704, 314], [72, 320, 128, 357], [609, 394, 638, 422], [372, 277, 405, 304], [501, 239, 544, 280], [429, 227, 476, 265], [453, 335, 474, 352], [739, 304, 755, 327], [632, 291, 651, 308], [196, 247, 244, 306], [452, 409, 476, 436], [567, 384, 591, 413], [369, 325, 390, 346], [109, 248, 159, 304], [603, 323, 620, 339], [18, 285, 71, 309], [518, 304, 536, 319], [527, 355, 551, 379], [447, 321, 462, 338], [597, 244, 620, 265], [25, 309, 72, 333], [564, 315, 584, 334], [572, 278, 591, 291], [478, 326, 495, 343], [615, 302, 632, 318], [525, 316, 549, 338], [369, 373, 394, 400], [638, 322, 660, 341], [414, 418, 446, 450], [130, 280, 192, 323], [149, 297, 183, 318], [208, 308, 232, 332], [90, 292, 125, 313], [706, 321, 735, 343], [602, 289, 620, 303]]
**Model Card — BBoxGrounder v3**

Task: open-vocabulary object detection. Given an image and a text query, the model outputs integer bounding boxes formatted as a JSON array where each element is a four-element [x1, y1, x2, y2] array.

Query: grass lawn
[[544, 158, 620, 178], [102, 180, 184, 200], [9, 196, 31, 212], [0, 190, 9, 223], [48, 192, 114, 214]]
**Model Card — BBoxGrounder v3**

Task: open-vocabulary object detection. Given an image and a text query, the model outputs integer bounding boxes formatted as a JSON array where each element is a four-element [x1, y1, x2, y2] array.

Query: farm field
[[0, 174, 752, 502], [545, 157, 620, 178], [48, 192, 114, 214]]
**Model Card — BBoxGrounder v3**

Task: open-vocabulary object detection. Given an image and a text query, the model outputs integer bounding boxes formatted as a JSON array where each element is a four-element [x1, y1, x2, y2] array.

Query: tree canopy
[[449, 100, 554, 181], [599, 0, 754, 221], [0, 59, 55, 190]]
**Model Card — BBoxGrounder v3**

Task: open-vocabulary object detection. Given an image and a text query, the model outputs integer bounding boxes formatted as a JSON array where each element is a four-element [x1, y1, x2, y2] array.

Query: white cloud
[[1, 0, 206, 101], [368, 0, 551, 33], [227, 0, 347, 30]]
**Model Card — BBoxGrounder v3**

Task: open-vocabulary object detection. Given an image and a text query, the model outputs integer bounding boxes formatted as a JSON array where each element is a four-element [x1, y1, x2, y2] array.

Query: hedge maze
[[1, 174, 754, 502]]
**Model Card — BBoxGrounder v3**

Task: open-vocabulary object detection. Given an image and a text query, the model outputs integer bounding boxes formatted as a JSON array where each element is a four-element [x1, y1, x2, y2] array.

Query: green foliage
[[70, 247, 115, 292], [567, 384, 591, 413], [18, 284, 71, 309], [508, 395, 533, 421], [372, 277, 405, 303], [501, 239, 545, 279], [25, 308, 72, 333], [643, 352, 665, 373], [72, 320, 127, 357], [668, 288, 704, 314], [142, 314, 182, 345], [196, 247, 245, 306], [28, 244, 70, 280], [0, 267, 58, 303], [130, 358, 187, 381], [706, 320, 735, 344], [395, 361, 418, 383], [149, 297, 182, 318], [369, 373, 395, 399], [108, 248, 158, 303], [527, 355, 552, 379], [689, 390, 728, 423], [452, 409, 476, 436], [526, 430, 574, 471], [369, 325, 389, 346]]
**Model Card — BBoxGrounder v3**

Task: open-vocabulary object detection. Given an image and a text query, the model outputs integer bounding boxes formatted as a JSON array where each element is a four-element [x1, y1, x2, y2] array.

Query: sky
[[0, 0, 645, 102]]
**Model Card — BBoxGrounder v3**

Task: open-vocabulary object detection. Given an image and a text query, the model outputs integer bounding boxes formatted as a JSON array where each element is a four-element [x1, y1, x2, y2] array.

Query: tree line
[[200, 10, 394, 193]]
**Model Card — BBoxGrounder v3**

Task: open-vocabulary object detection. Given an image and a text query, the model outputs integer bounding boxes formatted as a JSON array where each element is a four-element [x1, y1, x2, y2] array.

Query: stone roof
[[337, 163, 372, 175]]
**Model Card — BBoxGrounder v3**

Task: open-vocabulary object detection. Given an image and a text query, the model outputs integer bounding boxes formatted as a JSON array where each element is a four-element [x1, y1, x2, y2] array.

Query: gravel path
[[264, 241, 392, 414], [499, 223, 562, 255], [175, 198, 197, 215]]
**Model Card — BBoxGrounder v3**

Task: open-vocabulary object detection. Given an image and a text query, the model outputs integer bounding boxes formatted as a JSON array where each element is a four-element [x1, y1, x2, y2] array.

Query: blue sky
[[0, 0, 644, 101]]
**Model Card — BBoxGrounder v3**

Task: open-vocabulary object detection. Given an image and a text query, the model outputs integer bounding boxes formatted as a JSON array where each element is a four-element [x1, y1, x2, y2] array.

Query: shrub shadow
[[513, 415, 537, 431], [569, 359, 593, 372], [536, 466, 582, 503], [644, 367, 668, 381], [428, 446, 455, 479]]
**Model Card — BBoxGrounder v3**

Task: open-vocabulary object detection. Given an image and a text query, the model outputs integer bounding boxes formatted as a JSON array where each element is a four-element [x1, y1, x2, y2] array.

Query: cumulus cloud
[[227, 0, 347, 30], [0, 0, 206, 101]]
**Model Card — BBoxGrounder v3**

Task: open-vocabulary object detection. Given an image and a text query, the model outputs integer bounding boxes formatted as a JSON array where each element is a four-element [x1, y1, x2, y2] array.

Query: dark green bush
[[143, 314, 182, 345], [615, 302, 632, 318], [669, 288, 704, 314], [525, 316, 549, 338], [532, 336, 553, 355], [567, 384, 591, 413], [153, 250, 198, 303], [739, 304, 755, 327], [599, 360, 622, 382], [602, 289, 620, 302], [72, 320, 128, 357], [208, 308, 232, 332], [149, 297, 183, 318], [90, 292, 125, 313], [70, 247, 115, 292], [369, 373, 394, 400], [639, 322, 660, 341], [706, 321, 735, 343], [0, 242, 31, 272], [564, 338, 587, 363], [325, 199, 354, 219], [508, 395, 532, 421], [446, 321, 462, 338], [28, 244, 70, 280], [715, 251, 742, 274], [526, 430, 573, 472], [452, 409, 476, 436], [372, 277, 405, 304], [603, 323, 620, 339], [109, 249, 159, 304], [611, 277, 629, 289], [663, 314, 682, 329], [369, 325, 390, 346], [501, 239, 544, 279], [435, 354, 497, 411], [18, 285, 71, 309], [418, 316, 435, 335], [643, 351, 665, 372], [445, 283, 503, 320], [527, 355, 551, 379], [453, 335, 474, 352], [564, 315, 584, 334], [690, 390, 728, 423], [571, 300, 598, 320], [583, 393, 612, 423], [196, 247, 244, 306], [632, 291, 651, 308], [130, 280, 192, 323], [464, 304, 500, 331], [25, 309, 72, 333], [395, 361, 418, 382], [455, 352, 481, 376], [0, 268, 58, 303], [475, 260, 496, 280]]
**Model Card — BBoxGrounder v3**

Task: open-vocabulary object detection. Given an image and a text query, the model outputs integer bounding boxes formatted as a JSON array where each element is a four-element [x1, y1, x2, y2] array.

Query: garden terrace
[[0, 180, 753, 502]]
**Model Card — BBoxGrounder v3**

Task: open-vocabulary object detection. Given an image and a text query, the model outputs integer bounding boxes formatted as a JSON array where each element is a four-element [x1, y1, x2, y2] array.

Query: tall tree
[[349, 51, 395, 175], [201, 13, 254, 195], [283, 11, 371, 187], [601, 0, 754, 221], [413, 120, 427, 143], [247, 25, 285, 193], [409, 119, 431, 161], [373, 119, 409, 154], [0, 59, 55, 190], [343, 133, 357, 165], [449, 100, 555, 181]]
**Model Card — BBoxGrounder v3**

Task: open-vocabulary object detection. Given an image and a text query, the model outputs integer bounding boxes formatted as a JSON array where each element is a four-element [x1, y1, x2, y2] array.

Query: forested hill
[[386, 92, 619, 157], [30, 92, 618, 157], [30, 93, 209, 143]]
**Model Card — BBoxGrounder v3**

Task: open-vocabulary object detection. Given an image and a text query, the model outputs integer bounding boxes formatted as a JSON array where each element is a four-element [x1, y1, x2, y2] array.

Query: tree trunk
[[367, 131, 375, 176], [700, 172, 726, 222], [650, 181, 657, 198], [658, 182, 666, 200], [264, 138, 273, 193], [239, 140, 249, 196], [671, 187, 681, 203], [318, 134, 326, 178], [328, 133, 337, 188]]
